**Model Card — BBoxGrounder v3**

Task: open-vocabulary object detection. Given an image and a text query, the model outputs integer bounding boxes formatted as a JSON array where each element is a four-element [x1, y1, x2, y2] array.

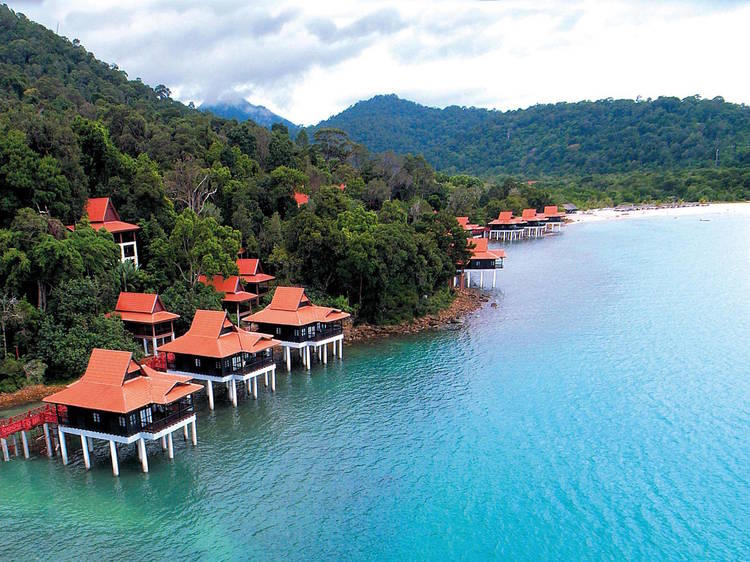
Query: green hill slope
[[313, 94, 750, 176]]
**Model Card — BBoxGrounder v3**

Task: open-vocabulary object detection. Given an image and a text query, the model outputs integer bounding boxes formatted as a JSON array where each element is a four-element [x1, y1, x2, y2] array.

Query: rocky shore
[[345, 288, 488, 343]]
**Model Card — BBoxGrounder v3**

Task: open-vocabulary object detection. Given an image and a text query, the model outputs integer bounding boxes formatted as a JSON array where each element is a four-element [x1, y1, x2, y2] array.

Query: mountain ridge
[[311, 93, 750, 176], [201, 99, 300, 134]]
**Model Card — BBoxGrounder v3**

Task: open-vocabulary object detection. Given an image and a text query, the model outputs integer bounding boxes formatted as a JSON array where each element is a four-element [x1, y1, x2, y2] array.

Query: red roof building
[[70, 198, 140, 266], [236, 258, 275, 296], [293, 191, 309, 206], [521, 208, 549, 237], [43, 348, 202, 474], [487, 211, 527, 241], [158, 310, 280, 408], [198, 274, 257, 320], [244, 287, 350, 372], [456, 216, 486, 238], [457, 239, 506, 290], [110, 292, 179, 356]]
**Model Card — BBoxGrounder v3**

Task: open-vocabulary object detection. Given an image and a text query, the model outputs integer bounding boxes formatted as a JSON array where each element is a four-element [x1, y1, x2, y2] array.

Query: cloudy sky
[[9, 0, 750, 125]]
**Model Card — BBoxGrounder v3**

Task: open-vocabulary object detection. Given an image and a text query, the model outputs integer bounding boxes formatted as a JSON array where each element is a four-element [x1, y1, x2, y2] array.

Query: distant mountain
[[201, 99, 300, 134], [312, 94, 750, 176]]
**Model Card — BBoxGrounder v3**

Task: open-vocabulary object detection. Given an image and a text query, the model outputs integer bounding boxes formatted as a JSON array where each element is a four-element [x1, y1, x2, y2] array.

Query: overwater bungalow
[[198, 275, 257, 321], [456, 216, 486, 238], [158, 310, 280, 409], [487, 211, 527, 242], [543, 205, 565, 232], [521, 208, 549, 238], [236, 258, 275, 297], [110, 292, 179, 355], [244, 287, 350, 372], [462, 238, 506, 289], [68, 198, 140, 266], [43, 349, 202, 475]]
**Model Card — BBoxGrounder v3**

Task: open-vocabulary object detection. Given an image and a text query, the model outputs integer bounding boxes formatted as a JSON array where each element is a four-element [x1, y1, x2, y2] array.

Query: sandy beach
[[566, 202, 750, 224]]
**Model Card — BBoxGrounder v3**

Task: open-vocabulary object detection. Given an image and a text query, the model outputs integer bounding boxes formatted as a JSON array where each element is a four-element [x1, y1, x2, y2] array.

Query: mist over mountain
[[201, 99, 300, 134]]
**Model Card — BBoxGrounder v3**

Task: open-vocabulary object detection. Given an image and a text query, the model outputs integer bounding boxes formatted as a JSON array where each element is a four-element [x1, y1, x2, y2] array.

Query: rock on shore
[[345, 288, 489, 343]]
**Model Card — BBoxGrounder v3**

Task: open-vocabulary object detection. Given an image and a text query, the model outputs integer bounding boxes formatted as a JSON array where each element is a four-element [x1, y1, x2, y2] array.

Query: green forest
[[0, 5, 748, 392], [314, 95, 750, 201]]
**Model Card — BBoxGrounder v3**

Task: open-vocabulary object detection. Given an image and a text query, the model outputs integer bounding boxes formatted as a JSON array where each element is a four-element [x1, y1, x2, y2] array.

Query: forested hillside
[[313, 94, 750, 176], [200, 100, 300, 134], [0, 6, 471, 389]]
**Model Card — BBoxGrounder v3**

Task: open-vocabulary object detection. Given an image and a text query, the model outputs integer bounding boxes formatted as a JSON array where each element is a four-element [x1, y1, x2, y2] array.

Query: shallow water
[[1, 213, 749, 560]]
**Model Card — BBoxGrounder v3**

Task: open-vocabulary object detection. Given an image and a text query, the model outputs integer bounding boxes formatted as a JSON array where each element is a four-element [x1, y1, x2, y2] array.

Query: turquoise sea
[[1, 212, 749, 560]]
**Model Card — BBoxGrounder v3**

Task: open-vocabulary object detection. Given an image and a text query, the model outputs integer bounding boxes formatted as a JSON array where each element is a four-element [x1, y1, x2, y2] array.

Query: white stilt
[[492, 269, 497, 288], [167, 432, 174, 459], [252, 376, 258, 399], [43, 423, 52, 458], [191, 419, 197, 446], [20, 430, 30, 459], [467, 270, 471, 287], [480, 270, 484, 288], [1, 438, 9, 462], [323, 342, 328, 364], [138, 438, 148, 473], [271, 367, 276, 392], [285, 347, 291, 372], [81, 435, 91, 469], [306, 346, 311, 370], [338, 338, 343, 359], [12, 435, 18, 456], [207, 380, 215, 410], [87, 436, 94, 453], [183, 425, 189, 441], [109, 440, 119, 476], [161, 436, 167, 451], [264, 372, 268, 387], [59, 428, 68, 465], [231, 379, 238, 407]]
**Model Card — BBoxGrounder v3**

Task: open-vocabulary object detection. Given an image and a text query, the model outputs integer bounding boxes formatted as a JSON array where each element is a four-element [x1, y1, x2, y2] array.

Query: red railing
[[0, 404, 64, 439], [142, 353, 172, 371]]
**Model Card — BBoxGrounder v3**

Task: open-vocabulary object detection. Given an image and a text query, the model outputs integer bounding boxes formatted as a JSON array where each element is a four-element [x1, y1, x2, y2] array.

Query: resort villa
[[43, 349, 202, 475], [456, 216, 486, 238], [111, 292, 179, 355], [293, 191, 309, 207], [69, 198, 140, 266], [543, 205, 565, 232], [198, 275, 257, 322], [461, 238, 506, 289], [521, 208, 549, 238], [244, 287, 350, 372], [488, 211, 527, 242], [158, 310, 280, 409], [236, 258, 275, 297]]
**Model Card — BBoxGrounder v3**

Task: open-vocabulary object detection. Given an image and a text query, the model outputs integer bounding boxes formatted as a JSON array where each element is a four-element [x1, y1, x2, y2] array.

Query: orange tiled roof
[[236, 259, 275, 284], [68, 198, 139, 234], [158, 310, 279, 358], [198, 275, 257, 304], [294, 191, 309, 206], [244, 287, 350, 327], [43, 349, 201, 413], [521, 208, 548, 221], [111, 292, 179, 325], [543, 205, 564, 218], [468, 238, 505, 261]]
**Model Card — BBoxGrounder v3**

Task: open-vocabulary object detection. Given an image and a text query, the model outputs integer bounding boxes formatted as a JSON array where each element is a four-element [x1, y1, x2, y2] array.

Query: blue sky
[[9, 0, 750, 124]]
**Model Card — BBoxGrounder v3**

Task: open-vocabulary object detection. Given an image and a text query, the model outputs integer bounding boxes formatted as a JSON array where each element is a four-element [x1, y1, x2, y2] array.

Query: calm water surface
[[1, 212, 749, 560]]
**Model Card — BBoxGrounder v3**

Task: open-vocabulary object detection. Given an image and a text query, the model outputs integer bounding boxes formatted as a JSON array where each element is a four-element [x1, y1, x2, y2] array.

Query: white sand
[[566, 202, 750, 225]]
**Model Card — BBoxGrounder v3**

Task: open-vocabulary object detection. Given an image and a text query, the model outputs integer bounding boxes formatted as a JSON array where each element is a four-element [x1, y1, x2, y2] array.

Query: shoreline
[[566, 201, 750, 224], [1, 289, 487, 411], [0, 383, 67, 410], [345, 288, 487, 343]]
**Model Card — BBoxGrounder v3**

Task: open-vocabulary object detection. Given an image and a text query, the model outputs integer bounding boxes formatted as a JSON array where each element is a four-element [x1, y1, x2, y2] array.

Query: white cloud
[[8, 0, 749, 124]]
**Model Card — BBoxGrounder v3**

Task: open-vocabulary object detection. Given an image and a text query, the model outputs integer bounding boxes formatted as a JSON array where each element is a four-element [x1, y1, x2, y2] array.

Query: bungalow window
[[301, 328, 307, 336], [232, 355, 242, 370], [139, 408, 152, 427], [276, 327, 281, 335], [129, 413, 137, 427], [92, 412, 101, 424], [118, 416, 126, 428], [194, 358, 201, 367]]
